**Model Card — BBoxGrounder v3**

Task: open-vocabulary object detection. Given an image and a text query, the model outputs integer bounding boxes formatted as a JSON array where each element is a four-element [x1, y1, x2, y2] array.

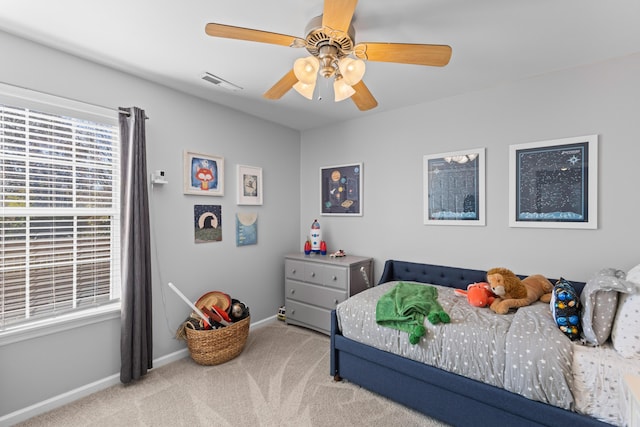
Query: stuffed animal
[[454, 282, 496, 307], [486, 267, 554, 314]]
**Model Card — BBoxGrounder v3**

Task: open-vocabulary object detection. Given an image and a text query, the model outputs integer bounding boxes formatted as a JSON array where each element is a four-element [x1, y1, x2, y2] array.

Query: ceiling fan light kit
[[293, 56, 320, 85], [293, 81, 316, 100], [333, 77, 356, 102], [338, 57, 365, 86], [204, 0, 452, 111]]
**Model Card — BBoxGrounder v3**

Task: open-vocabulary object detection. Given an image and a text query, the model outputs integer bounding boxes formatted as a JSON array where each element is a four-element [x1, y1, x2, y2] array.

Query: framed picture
[[320, 163, 363, 216], [237, 165, 263, 205], [509, 135, 598, 229], [194, 204, 222, 243], [423, 148, 486, 226], [184, 151, 224, 196]]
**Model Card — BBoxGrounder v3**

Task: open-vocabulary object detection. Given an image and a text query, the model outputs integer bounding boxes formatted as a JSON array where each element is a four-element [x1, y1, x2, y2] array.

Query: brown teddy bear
[[486, 267, 554, 314]]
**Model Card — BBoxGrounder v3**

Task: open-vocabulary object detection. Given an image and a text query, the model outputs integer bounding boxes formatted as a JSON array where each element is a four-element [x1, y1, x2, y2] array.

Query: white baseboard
[[0, 316, 276, 427], [0, 373, 120, 427]]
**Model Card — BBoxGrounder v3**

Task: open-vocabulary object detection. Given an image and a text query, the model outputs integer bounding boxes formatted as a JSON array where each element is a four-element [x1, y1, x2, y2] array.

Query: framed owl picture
[[237, 164, 263, 205]]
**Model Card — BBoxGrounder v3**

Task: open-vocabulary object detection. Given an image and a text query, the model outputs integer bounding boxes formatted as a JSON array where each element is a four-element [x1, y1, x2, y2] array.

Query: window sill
[[0, 303, 121, 346]]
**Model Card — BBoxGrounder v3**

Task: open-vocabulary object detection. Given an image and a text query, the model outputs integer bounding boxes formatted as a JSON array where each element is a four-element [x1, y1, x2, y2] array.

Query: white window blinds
[[0, 87, 120, 330]]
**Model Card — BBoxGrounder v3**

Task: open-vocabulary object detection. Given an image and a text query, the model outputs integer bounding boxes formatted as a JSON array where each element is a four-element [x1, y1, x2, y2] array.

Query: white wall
[[301, 53, 640, 283], [0, 31, 301, 418]]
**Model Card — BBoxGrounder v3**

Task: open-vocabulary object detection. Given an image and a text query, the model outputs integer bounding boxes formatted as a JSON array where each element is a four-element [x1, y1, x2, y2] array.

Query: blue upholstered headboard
[[378, 260, 587, 295]]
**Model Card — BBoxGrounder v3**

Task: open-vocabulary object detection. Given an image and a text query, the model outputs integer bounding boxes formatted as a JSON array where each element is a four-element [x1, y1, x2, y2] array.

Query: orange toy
[[454, 282, 496, 307]]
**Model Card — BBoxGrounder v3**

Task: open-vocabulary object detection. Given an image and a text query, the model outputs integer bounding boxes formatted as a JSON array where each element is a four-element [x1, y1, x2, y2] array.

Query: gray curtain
[[119, 107, 153, 384]]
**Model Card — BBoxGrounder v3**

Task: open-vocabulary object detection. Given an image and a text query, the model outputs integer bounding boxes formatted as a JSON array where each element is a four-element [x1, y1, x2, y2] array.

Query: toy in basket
[[170, 285, 250, 365]]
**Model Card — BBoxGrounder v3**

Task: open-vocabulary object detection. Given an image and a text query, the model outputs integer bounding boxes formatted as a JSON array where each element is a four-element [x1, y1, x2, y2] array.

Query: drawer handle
[[290, 289, 295, 294], [291, 309, 295, 315], [334, 299, 339, 305], [310, 272, 315, 277], [291, 269, 296, 274], [331, 275, 337, 281]]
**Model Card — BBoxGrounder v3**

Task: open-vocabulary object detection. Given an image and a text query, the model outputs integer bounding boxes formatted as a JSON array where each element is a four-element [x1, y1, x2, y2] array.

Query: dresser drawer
[[301, 262, 325, 285], [285, 259, 306, 281], [323, 265, 348, 290], [286, 280, 347, 310], [285, 300, 332, 332]]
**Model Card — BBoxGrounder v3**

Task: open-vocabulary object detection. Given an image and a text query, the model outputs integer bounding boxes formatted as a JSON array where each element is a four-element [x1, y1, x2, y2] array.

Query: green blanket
[[376, 282, 450, 344]]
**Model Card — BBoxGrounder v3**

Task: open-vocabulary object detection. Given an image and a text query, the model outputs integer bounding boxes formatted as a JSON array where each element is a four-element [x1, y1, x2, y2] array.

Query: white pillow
[[628, 263, 640, 285], [611, 264, 640, 358]]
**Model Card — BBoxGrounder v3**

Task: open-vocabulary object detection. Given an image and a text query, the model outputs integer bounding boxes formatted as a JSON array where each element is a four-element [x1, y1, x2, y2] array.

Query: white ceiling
[[1, 0, 639, 131]]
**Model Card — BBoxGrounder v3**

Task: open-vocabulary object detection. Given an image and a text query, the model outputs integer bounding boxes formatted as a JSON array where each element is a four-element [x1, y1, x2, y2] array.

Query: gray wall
[[2, 29, 640, 421], [300, 53, 640, 283], [0, 31, 300, 418]]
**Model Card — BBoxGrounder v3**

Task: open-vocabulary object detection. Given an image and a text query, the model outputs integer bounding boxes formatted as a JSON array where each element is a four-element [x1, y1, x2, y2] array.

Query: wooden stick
[[167, 282, 211, 328]]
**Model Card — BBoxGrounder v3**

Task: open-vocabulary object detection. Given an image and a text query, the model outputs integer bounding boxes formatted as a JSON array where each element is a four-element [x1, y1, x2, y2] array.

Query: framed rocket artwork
[[320, 163, 363, 216], [184, 151, 224, 196]]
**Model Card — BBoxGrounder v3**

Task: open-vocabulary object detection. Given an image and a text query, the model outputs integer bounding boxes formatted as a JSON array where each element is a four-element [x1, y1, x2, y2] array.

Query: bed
[[330, 260, 638, 427]]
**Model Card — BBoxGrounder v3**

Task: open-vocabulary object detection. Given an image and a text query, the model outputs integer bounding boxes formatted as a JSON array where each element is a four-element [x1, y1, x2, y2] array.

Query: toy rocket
[[310, 219, 322, 252]]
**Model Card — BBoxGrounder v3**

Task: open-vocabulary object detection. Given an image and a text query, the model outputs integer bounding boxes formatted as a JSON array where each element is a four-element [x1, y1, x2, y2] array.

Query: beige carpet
[[17, 321, 450, 427]]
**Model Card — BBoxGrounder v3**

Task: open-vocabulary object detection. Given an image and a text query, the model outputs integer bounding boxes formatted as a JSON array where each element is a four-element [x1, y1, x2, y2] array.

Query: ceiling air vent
[[201, 72, 242, 91]]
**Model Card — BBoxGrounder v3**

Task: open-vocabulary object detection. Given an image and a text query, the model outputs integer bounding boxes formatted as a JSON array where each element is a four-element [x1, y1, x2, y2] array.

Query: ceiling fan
[[205, 0, 452, 111]]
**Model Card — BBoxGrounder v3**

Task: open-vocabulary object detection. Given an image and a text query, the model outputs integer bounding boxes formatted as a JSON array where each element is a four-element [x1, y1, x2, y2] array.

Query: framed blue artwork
[[509, 135, 598, 229], [236, 212, 258, 246], [423, 148, 486, 226], [184, 151, 224, 196]]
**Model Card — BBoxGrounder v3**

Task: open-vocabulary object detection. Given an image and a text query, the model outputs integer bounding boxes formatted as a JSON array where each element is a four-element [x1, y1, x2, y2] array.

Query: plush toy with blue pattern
[[551, 278, 581, 340]]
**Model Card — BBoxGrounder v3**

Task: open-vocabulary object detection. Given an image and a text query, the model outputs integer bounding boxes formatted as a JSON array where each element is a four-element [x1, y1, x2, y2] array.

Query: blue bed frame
[[330, 260, 612, 427]]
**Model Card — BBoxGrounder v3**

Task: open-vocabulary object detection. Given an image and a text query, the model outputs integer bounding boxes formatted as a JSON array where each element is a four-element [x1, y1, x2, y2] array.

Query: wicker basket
[[185, 316, 250, 365]]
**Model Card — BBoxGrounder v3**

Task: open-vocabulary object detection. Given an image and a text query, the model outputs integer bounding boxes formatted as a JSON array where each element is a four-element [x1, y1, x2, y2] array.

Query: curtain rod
[[118, 107, 149, 120]]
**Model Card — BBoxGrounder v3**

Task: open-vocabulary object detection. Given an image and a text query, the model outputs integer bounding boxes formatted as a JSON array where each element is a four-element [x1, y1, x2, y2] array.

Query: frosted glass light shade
[[293, 81, 316, 100], [293, 56, 320, 85], [338, 57, 365, 86], [333, 78, 355, 102]]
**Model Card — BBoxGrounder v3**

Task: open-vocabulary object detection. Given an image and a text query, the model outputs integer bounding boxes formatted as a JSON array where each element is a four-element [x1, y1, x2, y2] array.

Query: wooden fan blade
[[354, 42, 452, 67], [205, 23, 304, 48], [322, 0, 358, 33], [350, 80, 378, 111], [263, 69, 298, 100]]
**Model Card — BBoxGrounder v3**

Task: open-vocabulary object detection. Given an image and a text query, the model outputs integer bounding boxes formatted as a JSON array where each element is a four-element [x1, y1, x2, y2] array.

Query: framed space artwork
[[184, 151, 224, 196], [194, 204, 222, 243], [509, 135, 598, 229], [423, 148, 486, 226], [320, 163, 362, 216]]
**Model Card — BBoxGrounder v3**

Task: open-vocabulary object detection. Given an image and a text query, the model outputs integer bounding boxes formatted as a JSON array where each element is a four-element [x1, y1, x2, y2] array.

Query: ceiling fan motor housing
[[304, 15, 355, 78]]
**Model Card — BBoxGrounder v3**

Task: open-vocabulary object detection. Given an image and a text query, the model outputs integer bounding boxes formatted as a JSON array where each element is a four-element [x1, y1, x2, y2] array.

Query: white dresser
[[284, 253, 373, 335]]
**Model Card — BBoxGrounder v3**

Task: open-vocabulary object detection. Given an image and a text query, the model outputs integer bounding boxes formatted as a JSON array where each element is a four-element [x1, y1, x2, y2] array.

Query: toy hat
[[196, 291, 231, 312]]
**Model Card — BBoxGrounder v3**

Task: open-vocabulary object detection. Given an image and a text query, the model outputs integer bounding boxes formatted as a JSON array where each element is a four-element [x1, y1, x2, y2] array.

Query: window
[[0, 84, 120, 335]]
